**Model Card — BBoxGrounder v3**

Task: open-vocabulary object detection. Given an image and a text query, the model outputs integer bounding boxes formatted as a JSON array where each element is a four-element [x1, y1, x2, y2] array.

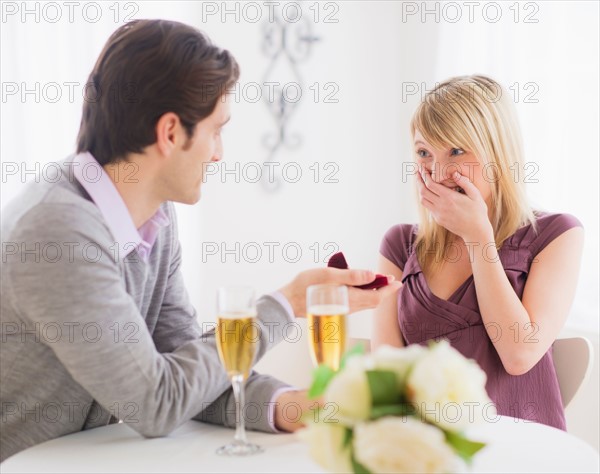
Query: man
[[0, 19, 400, 462]]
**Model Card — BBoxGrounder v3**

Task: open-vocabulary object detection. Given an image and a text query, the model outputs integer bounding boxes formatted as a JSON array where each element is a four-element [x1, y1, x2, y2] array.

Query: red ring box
[[327, 252, 389, 290]]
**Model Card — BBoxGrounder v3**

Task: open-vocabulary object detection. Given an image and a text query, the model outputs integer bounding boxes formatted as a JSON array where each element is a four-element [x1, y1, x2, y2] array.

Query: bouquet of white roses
[[299, 340, 494, 474]]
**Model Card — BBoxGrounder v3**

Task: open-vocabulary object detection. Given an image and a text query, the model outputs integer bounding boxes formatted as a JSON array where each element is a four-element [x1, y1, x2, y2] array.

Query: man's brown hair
[[76, 19, 239, 165]]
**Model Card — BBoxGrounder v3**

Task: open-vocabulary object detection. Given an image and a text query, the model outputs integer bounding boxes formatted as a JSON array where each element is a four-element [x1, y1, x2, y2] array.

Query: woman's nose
[[431, 162, 457, 183]]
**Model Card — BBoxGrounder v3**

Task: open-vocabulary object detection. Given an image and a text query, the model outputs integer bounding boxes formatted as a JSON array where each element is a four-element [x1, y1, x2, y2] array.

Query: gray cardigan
[[0, 160, 292, 462]]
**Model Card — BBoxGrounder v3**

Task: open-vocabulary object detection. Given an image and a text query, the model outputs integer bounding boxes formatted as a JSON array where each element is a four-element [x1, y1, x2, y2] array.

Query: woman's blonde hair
[[410, 74, 536, 273]]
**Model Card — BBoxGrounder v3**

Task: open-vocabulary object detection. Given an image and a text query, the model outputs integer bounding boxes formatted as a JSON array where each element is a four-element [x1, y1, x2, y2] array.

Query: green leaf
[[308, 364, 336, 399], [343, 428, 368, 474], [370, 403, 416, 420], [342, 427, 353, 448], [366, 370, 402, 406], [340, 342, 366, 370], [444, 430, 487, 463], [351, 453, 372, 474]]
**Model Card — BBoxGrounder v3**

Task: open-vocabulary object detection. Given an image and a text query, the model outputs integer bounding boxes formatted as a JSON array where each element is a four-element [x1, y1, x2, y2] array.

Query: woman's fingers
[[417, 170, 440, 201], [452, 171, 479, 198], [419, 193, 435, 209], [421, 169, 455, 197]]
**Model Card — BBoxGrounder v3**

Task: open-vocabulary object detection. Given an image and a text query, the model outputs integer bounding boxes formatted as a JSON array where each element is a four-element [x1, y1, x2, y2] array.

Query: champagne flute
[[215, 286, 263, 456], [306, 284, 349, 370]]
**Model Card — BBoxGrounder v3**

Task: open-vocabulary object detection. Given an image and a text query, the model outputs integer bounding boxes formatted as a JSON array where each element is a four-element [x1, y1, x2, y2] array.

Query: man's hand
[[274, 389, 322, 432], [279, 267, 402, 318]]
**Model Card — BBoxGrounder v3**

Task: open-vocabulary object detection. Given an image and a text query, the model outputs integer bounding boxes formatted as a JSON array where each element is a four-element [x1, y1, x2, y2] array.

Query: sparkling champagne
[[216, 314, 259, 380], [307, 304, 348, 370]]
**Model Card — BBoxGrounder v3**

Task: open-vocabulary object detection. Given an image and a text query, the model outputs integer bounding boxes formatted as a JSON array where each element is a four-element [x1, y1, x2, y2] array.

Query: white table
[[2, 416, 598, 473]]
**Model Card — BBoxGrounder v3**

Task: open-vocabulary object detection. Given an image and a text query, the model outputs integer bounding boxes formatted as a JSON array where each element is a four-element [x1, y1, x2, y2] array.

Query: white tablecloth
[[2, 416, 598, 473]]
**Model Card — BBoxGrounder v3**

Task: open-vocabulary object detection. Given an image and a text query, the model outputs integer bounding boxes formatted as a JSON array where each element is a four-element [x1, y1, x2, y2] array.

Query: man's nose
[[212, 142, 223, 162]]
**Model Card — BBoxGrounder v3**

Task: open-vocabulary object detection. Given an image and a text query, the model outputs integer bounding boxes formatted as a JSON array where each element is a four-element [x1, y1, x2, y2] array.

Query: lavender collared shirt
[[72, 152, 296, 430], [72, 152, 169, 263]]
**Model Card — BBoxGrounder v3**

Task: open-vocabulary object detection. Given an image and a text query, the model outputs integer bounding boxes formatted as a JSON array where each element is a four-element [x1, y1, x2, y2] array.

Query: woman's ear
[[155, 112, 181, 158]]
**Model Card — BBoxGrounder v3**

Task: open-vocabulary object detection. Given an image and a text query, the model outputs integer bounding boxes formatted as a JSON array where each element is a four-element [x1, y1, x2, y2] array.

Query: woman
[[372, 75, 584, 430]]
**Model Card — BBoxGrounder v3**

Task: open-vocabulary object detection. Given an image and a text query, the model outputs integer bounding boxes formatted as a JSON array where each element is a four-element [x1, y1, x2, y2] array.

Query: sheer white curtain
[[425, 0, 599, 332]]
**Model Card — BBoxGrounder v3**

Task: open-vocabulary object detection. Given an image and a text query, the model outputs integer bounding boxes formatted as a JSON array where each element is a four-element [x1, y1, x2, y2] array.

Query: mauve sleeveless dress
[[379, 211, 583, 430]]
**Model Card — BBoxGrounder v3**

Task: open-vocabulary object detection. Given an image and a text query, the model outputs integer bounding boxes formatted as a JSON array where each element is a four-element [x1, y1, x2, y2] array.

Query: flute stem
[[232, 374, 248, 445]]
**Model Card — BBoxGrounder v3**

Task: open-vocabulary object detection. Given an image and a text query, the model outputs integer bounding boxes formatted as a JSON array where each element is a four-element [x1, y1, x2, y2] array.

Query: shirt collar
[[72, 152, 170, 262]]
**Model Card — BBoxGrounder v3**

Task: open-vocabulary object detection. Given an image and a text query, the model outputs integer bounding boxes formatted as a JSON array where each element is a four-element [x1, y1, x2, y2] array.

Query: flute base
[[216, 441, 264, 456]]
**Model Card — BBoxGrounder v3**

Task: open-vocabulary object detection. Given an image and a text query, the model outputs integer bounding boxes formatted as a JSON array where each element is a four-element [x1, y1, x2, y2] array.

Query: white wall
[[178, 1, 428, 332]]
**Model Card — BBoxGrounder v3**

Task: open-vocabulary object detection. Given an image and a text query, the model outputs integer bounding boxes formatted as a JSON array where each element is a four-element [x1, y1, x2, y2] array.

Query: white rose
[[325, 365, 371, 425], [371, 344, 427, 389], [353, 416, 457, 474], [407, 340, 495, 431], [343, 352, 375, 371], [297, 422, 353, 473]]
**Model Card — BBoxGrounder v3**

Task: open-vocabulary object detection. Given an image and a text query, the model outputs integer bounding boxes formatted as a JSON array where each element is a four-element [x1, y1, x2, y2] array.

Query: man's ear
[[155, 112, 181, 158]]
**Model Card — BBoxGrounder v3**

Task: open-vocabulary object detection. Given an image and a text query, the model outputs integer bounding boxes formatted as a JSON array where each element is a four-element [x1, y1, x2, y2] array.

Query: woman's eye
[[450, 148, 464, 156], [416, 149, 429, 158]]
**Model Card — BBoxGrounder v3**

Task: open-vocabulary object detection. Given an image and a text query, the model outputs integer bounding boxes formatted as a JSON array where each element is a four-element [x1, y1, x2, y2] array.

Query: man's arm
[[151, 205, 296, 432], [193, 371, 291, 431], [6, 203, 293, 437]]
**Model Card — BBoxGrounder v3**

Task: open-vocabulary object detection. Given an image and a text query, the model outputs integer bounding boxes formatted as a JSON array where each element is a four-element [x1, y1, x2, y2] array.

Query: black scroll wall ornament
[[260, 10, 320, 192]]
